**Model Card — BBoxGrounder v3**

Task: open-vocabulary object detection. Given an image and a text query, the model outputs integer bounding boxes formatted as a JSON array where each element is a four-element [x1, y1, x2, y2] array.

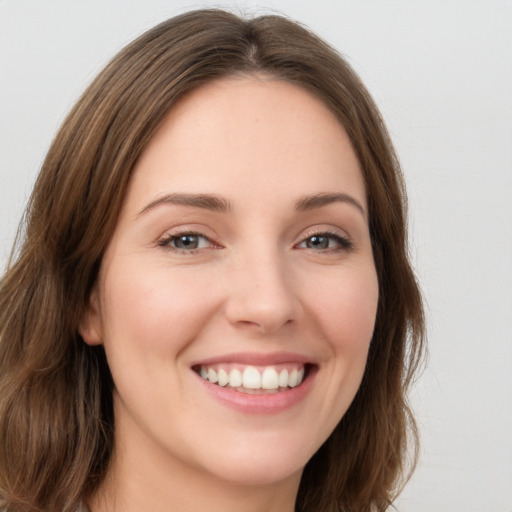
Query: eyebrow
[[138, 191, 366, 218], [138, 193, 232, 216], [294, 192, 366, 218]]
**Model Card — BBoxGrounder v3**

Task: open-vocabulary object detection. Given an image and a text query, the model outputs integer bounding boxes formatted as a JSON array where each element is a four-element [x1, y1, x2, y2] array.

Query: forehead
[[127, 76, 366, 211]]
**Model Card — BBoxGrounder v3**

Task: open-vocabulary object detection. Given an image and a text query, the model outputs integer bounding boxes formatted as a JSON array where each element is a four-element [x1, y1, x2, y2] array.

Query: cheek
[[310, 264, 379, 357], [99, 262, 220, 356]]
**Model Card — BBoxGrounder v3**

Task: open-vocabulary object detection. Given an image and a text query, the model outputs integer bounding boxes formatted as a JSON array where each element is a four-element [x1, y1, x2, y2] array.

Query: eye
[[297, 232, 353, 252], [158, 232, 214, 253]]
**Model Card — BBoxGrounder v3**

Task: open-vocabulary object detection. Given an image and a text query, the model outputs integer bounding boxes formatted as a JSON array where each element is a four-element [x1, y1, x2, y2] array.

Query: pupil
[[307, 235, 328, 249], [176, 235, 198, 249]]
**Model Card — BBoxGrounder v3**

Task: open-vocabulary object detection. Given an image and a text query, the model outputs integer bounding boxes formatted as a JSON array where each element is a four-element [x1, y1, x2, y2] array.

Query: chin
[[207, 457, 305, 487], [188, 429, 316, 487]]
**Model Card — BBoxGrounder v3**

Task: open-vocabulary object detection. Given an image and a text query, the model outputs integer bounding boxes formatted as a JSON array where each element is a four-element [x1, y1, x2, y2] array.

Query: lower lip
[[194, 368, 316, 414]]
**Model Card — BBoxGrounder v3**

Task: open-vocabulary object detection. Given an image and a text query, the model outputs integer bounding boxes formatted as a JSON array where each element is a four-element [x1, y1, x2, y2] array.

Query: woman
[[0, 9, 424, 512]]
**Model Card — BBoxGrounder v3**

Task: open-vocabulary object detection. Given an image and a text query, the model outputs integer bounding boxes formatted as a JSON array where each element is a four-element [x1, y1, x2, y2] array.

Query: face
[[82, 77, 379, 489]]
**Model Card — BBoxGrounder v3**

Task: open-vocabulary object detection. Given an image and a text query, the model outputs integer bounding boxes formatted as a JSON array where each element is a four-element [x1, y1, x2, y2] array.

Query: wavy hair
[[0, 9, 424, 512]]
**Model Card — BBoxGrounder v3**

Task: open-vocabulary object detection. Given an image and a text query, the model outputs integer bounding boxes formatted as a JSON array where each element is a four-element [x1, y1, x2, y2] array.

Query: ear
[[79, 287, 103, 346]]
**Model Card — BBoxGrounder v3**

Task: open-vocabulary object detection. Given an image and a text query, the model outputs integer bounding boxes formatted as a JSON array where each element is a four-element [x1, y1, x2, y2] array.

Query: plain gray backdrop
[[1, 1, 511, 510]]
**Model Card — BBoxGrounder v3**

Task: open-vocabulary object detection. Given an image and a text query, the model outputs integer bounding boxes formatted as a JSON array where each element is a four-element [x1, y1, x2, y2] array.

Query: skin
[[81, 76, 379, 512]]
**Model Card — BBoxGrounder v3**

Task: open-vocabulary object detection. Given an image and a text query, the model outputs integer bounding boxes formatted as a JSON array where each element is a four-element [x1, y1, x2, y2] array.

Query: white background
[[1, 1, 511, 510]]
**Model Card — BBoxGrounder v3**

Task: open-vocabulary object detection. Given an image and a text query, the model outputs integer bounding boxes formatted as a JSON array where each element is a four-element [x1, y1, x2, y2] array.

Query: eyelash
[[158, 231, 215, 255], [157, 230, 354, 255], [296, 230, 354, 253]]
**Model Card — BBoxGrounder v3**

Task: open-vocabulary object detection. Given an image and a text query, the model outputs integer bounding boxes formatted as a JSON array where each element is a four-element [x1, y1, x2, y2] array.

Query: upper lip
[[190, 351, 316, 367]]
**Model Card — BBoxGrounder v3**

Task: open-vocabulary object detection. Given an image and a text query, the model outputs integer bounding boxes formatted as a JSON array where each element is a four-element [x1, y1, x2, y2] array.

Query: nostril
[[231, 315, 295, 335]]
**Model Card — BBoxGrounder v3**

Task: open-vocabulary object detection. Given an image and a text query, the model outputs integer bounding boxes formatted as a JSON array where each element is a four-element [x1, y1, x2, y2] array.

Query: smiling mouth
[[193, 363, 311, 394]]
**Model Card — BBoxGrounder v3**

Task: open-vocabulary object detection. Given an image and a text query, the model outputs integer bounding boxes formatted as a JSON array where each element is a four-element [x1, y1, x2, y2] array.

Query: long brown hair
[[0, 9, 424, 512]]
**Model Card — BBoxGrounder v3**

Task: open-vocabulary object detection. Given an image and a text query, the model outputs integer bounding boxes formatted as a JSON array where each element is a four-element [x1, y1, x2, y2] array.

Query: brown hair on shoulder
[[0, 9, 425, 512]]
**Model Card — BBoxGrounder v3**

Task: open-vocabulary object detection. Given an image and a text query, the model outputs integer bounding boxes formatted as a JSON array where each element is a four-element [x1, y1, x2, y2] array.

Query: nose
[[224, 249, 299, 335]]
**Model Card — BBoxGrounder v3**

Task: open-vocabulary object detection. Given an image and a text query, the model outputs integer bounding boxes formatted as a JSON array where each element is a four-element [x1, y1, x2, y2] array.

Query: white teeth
[[278, 369, 289, 388], [217, 369, 229, 387], [198, 364, 306, 391], [288, 368, 298, 387], [261, 367, 279, 390], [208, 368, 218, 384], [229, 368, 243, 387], [242, 366, 261, 389]]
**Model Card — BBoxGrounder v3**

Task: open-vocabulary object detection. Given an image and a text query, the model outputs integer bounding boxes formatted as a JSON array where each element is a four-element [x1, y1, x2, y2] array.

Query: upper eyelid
[[156, 224, 218, 242], [296, 225, 351, 242], [156, 224, 352, 240], [298, 230, 349, 241]]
